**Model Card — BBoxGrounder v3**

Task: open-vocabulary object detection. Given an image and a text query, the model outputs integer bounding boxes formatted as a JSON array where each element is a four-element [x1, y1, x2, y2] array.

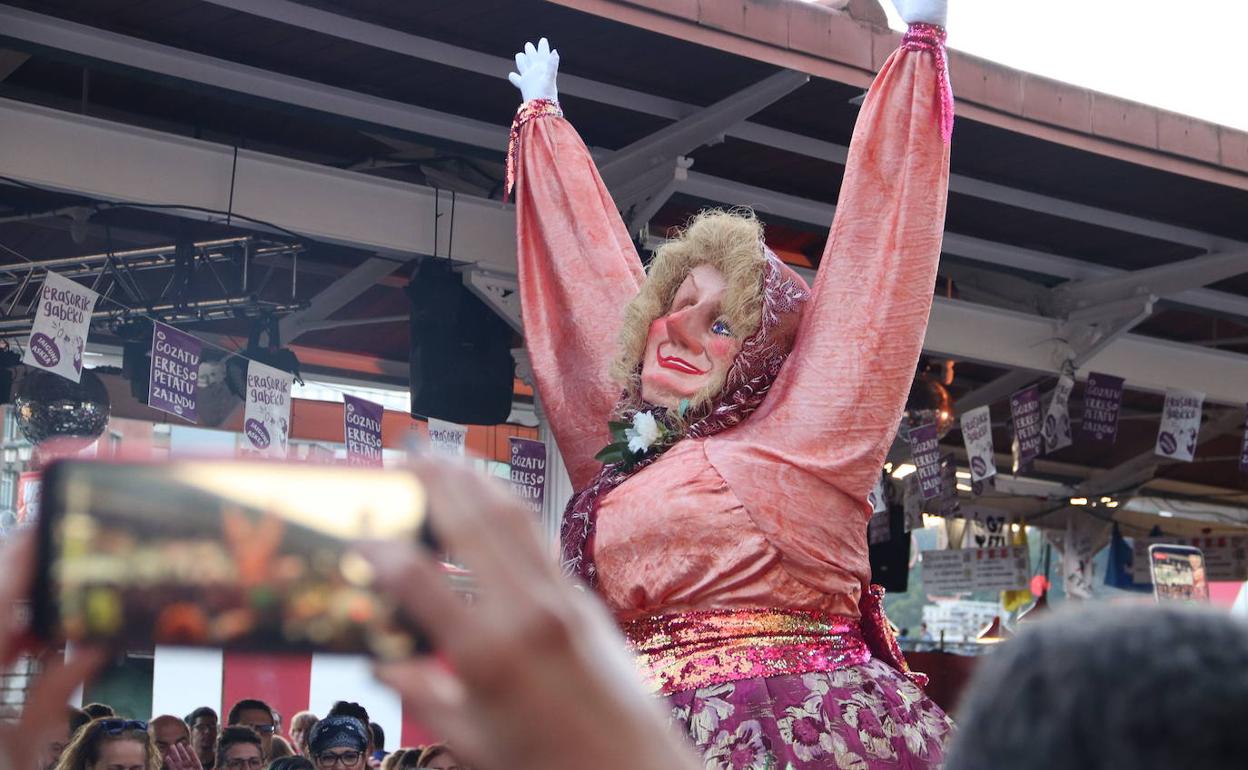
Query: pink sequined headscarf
[[560, 246, 811, 584]]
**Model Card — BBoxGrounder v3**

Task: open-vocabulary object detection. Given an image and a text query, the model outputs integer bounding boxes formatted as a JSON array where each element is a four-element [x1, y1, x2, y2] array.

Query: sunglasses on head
[[96, 720, 148, 735]]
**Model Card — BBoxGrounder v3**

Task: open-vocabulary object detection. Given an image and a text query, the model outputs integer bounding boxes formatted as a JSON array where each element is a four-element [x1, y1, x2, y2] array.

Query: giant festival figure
[[507, 0, 955, 766]]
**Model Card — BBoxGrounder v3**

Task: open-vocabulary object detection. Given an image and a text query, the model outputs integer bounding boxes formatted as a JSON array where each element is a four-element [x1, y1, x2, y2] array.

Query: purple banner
[[938, 453, 960, 517], [509, 437, 547, 516], [344, 394, 384, 467], [147, 322, 202, 422], [1240, 407, 1248, 474], [907, 422, 942, 500], [1009, 385, 1043, 470], [1080, 372, 1125, 444]]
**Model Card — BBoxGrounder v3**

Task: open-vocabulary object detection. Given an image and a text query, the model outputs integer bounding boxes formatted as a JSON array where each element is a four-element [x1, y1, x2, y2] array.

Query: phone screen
[[35, 459, 429, 659], [1148, 544, 1209, 603]]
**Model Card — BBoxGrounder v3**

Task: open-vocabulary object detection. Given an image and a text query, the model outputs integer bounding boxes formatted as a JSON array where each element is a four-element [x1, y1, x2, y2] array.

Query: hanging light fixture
[[976, 616, 1012, 644]]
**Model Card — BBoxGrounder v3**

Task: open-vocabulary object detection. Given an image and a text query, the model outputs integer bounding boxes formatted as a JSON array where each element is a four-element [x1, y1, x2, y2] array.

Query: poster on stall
[[1080, 372, 1125, 444], [242, 361, 293, 458], [972, 546, 1030, 591], [1041, 375, 1075, 454], [148, 322, 202, 422], [16, 472, 41, 525], [1241, 407, 1248, 474], [1154, 389, 1204, 462], [907, 423, 942, 500], [23, 271, 98, 383], [1131, 536, 1248, 583], [868, 474, 888, 514], [938, 454, 960, 517], [960, 405, 997, 482], [343, 395, 384, 467], [902, 475, 923, 533], [427, 418, 467, 457], [1009, 385, 1042, 471], [508, 437, 547, 516], [921, 549, 976, 594]]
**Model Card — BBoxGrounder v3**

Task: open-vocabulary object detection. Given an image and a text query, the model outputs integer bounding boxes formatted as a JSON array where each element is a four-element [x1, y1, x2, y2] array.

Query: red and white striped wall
[[151, 648, 433, 746]]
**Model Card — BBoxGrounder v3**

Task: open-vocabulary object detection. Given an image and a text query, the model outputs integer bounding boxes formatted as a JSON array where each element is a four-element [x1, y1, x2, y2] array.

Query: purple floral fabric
[[666, 659, 952, 769]]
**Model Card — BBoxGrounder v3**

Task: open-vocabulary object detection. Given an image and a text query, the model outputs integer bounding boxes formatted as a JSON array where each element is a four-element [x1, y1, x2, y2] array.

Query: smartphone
[[1148, 544, 1209, 603], [33, 458, 433, 659]]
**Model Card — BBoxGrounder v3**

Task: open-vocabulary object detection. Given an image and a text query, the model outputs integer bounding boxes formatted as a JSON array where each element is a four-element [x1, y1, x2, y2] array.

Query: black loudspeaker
[[407, 259, 514, 424], [868, 503, 910, 593]]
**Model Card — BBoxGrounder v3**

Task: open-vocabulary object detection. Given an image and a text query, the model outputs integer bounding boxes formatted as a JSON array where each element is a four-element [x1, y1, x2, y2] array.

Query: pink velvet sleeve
[[514, 113, 646, 489], [705, 42, 950, 587]]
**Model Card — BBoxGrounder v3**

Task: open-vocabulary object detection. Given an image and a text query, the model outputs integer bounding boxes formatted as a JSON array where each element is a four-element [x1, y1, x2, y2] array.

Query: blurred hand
[[167, 742, 204, 770], [894, 0, 948, 27], [507, 37, 560, 103], [364, 461, 698, 770], [0, 534, 104, 770]]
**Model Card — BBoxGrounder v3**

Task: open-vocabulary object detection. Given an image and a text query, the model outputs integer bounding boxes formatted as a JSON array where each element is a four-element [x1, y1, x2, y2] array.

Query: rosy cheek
[[707, 337, 737, 362]]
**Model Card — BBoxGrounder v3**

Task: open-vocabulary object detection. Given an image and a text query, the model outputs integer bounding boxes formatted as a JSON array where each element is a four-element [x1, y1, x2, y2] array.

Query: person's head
[[268, 738, 293, 760], [413, 745, 460, 770], [377, 750, 406, 770], [266, 758, 314, 770], [82, 704, 116, 720], [184, 707, 218, 767], [306, 716, 369, 770], [366, 725, 383, 755], [323, 704, 371, 754], [616, 209, 790, 411], [40, 707, 90, 770], [287, 713, 318, 758], [148, 716, 191, 770], [227, 701, 276, 759], [56, 719, 160, 770], [945, 604, 1248, 770], [216, 726, 264, 770]]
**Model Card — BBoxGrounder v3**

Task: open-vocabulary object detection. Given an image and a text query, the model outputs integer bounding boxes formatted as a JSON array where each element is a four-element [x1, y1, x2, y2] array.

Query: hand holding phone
[[34, 459, 433, 658]]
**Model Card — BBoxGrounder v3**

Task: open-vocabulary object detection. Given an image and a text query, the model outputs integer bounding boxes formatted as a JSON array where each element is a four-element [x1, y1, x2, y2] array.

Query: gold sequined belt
[[620, 607, 873, 696]]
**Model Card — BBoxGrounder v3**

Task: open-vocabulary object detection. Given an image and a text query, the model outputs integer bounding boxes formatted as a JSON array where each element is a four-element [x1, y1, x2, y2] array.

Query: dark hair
[[325, 702, 369, 727], [82, 703, 115, 719], [227, 700, 275, 726], [186, 707, 219, 726], [217, 726, 263, 762], [946, 604, 1248, 770], [367, 724, 384, 753], [68, 707, 91, 735], [267, 758, 314, 770], [57, 719, 160, 770]]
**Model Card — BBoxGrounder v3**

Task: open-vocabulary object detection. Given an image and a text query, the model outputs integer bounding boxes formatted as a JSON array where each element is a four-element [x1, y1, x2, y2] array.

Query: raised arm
[[509, 39, 646, 489], [707, 8, 952, 536]]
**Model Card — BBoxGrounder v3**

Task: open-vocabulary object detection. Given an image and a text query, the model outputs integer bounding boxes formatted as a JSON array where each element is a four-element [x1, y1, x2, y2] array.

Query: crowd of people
[[37, 699, 467, 770]]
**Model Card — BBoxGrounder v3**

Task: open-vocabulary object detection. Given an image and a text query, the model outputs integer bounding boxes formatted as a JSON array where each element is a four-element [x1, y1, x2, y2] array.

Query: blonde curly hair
[[611, 208, 769, 412]]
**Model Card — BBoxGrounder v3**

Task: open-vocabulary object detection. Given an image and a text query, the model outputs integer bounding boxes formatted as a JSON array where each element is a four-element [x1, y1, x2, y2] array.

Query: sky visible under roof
[[866, 0, 1248, 132]]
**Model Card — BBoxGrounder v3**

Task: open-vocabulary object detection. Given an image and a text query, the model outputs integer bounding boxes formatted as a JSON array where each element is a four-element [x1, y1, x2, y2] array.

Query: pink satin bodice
[[514, 42, 950, 621]]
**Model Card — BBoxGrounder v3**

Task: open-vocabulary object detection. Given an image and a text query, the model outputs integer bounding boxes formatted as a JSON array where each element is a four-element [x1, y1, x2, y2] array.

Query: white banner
[[23, 271, 99, 382], [921, 549, 976, 593], [1041, 375, 1075, 454], [960, 405, 997, 482], [427, 417, 467, 457], [242, 361, 292, 458], [1155, 389, 1204, 462], [1053, 516, 1105, 599], [972, 546, 1030, 591]]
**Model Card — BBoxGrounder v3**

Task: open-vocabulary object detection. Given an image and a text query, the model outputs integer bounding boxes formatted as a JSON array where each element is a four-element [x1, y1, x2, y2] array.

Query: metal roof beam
[[5, 97, 1248, 406], [193, 0, 1238, 253], [278, 256, 400, 344]]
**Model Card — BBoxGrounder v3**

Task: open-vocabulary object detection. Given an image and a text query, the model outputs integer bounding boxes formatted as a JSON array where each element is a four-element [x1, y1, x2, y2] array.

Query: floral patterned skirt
[[665, 658, 953, 770]]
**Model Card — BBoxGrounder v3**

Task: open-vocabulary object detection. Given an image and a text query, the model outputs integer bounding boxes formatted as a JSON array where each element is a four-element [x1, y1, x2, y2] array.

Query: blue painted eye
[[711, 319, 732, 337]]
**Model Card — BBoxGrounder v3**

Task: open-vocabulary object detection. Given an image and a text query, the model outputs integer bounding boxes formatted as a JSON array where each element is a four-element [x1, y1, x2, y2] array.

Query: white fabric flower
[[625, 410, 662, 454]]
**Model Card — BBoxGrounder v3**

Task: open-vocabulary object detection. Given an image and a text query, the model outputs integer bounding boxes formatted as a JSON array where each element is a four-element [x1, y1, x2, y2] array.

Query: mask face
[[640, 264, 742, 409]]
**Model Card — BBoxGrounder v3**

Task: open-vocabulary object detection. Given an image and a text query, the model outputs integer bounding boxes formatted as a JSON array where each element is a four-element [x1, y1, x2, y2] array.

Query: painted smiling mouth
[[657, 348, 707, 375]]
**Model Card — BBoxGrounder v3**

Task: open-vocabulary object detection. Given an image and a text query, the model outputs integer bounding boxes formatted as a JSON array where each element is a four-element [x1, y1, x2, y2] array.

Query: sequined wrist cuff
[[505, 98, 564, 201], [901, 22, 955, 144]]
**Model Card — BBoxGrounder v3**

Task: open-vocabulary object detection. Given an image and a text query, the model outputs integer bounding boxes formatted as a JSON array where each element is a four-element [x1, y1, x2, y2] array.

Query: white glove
[[508, 37, 560, 104], [893, 0, 947, 27]]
